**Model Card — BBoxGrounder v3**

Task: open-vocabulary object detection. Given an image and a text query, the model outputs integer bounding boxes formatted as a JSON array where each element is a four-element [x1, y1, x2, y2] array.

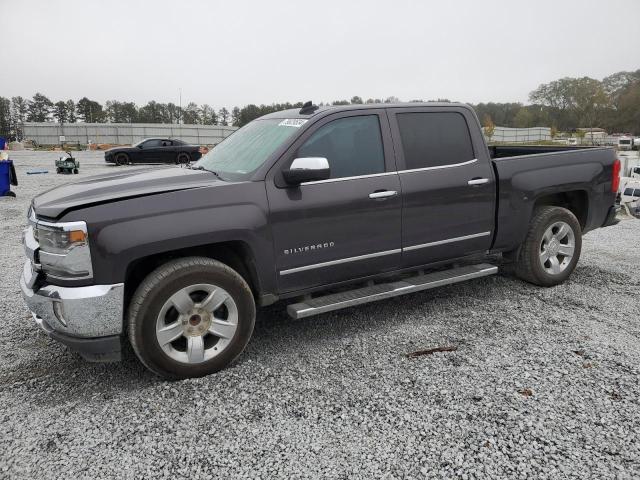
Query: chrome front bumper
[[20, 261, 125, 338]]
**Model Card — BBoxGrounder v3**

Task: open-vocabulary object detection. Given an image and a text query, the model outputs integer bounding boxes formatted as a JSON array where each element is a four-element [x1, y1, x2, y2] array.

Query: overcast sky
[[3, 0, 639, 108]]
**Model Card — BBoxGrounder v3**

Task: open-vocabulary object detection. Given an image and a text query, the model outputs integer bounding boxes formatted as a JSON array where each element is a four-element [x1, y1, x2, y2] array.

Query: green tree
[[52, 101, 69, 123], [27, 92, 53, 122], [602, 70, 640, 103], [231, 106, 241, 126], [218, 107, 229, 126], [350, 96, 363, 104], [0, 97, 11, 138], [137, 101, 164, 123], [182, 102, 201, 124], [615, 80, 640, 134], [201, 104, 218, 125], [65, 100, 76, 122], [514, 107, 534, 128], [76, 97, 105, 122]]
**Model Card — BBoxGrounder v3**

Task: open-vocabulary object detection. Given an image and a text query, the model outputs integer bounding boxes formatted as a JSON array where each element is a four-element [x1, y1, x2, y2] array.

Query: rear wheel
[[115, 153, 129, 166], [73, 168, 78, 174], [514, 206, 582, 287], [127, 257, 256, 380], [176, 152, 190, 165]]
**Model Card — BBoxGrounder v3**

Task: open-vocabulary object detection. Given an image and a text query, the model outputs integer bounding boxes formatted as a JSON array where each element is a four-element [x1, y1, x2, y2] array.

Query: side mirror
[[283, 157, 330, 185], [137, 144, 143, 149]]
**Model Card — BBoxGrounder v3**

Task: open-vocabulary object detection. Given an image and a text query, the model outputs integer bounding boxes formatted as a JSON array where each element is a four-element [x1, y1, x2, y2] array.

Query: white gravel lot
[[1, 151, 639, 479]]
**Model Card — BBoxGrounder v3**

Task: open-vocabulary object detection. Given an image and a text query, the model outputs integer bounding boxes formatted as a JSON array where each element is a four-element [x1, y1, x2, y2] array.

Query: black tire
[[73, 168, 78, 174], [4, 191, 16, 197], [56, 167, 62, 174], [176, 152, 190, 165], [127, 257, 256, 380], [514, 206, 582, 287], [115, 153, 129, 166]]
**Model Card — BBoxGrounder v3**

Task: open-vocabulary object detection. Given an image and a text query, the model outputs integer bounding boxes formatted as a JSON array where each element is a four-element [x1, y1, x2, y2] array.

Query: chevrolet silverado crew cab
[[21, 102, 621, 380]]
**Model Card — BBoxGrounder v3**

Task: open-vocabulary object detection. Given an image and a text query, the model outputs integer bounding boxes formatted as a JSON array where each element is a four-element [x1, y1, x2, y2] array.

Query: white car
[[621, 182, 640, 204]]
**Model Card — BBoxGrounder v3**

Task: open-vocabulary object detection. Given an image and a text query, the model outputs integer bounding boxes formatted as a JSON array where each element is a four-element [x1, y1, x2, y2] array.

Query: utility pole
[[179, 88, 182, 124]]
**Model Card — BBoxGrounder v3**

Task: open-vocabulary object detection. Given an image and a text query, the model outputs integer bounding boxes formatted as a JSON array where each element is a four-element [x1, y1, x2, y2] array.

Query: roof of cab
[[259, 102, 472, 120]]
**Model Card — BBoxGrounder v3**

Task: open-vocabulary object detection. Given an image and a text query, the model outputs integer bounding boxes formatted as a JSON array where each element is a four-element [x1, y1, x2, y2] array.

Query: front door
[[140, 139, 163, 163], [388, 107, 496, 267], [266, 111, 402, 293]]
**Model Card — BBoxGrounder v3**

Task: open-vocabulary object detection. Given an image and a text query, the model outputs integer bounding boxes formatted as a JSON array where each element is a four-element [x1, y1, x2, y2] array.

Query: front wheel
[[115, 153, 129, 166], [127, 257, 256, 380], [514, 206, 582, 287]]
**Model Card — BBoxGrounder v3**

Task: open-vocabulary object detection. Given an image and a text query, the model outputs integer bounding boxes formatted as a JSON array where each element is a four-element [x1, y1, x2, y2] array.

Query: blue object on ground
[[0, 159, 18, 196], [0, 137, 6, 151], [26, 169, 49, 175]]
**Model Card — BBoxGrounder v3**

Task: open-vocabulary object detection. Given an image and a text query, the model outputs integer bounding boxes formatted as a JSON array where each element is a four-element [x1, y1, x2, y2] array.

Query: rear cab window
[[394, 111, 475, 170]]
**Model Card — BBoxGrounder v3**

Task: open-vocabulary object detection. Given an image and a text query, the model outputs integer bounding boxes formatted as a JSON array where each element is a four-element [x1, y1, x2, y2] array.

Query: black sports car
[[104, 138, 203, 166]]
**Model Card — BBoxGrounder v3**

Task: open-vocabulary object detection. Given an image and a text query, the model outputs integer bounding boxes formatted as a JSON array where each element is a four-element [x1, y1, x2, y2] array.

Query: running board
[[287, 263, 498, 319]]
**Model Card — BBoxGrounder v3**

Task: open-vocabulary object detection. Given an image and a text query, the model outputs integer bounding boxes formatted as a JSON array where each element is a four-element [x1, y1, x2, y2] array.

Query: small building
[[577, 128, 607, 140]]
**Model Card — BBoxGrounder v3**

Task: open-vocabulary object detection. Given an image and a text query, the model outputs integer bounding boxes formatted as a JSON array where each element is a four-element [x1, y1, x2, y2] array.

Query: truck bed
[[489, 146, 617, 252], [489, 144, 597, 159]]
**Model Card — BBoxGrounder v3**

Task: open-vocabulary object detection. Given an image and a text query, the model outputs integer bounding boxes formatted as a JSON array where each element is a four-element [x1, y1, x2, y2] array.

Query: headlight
[[36, 224, 87, 254], [29, 210, 93, 280]]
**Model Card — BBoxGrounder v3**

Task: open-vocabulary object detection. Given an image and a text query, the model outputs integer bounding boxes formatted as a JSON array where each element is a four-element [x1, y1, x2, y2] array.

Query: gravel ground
[[1, 151, 639, 479]]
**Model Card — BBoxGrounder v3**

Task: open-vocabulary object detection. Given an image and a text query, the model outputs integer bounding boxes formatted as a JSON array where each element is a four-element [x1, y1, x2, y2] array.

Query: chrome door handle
[[468, 178, 489, 185], [369, 190, 398, 199]]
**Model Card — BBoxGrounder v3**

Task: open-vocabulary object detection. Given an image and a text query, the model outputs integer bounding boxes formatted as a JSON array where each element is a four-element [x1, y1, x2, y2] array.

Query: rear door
[[266, 110, 402, 293], [388, 107, 496, 267], [159, 139, 175, 163]]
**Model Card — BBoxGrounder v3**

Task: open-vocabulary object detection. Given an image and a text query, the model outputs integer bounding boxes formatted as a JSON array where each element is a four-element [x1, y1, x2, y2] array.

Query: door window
[[297, 115, 385, 179], [144, 139, 162, 148], [396, 112, 475, 169]]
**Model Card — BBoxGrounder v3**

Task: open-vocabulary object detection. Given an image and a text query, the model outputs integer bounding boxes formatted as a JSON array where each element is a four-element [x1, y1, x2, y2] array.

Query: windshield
[[132, 139, 145, 147], [194, 119, 304, 180]]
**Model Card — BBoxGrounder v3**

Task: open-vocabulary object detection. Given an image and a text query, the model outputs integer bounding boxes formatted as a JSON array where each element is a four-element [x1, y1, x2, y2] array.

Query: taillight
[[612, 158, 621, 193]]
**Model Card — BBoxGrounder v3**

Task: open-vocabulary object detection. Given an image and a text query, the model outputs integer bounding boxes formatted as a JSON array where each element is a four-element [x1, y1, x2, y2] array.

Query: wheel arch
[[123, 240, 265, 318], [532, 189, 589, 230]]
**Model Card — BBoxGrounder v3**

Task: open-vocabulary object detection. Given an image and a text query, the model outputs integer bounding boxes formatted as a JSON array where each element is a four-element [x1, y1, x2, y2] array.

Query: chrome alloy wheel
[[539, 221, 575, 275], [155, 284, 238, 364]]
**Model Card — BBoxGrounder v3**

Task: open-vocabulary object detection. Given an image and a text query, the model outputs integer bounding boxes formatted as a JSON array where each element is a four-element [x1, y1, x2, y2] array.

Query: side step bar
[[287, 263, 498, 319]]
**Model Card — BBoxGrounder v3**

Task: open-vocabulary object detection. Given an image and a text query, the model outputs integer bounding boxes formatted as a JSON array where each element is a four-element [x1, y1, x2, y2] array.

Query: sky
[[2, 0, 640, 109]]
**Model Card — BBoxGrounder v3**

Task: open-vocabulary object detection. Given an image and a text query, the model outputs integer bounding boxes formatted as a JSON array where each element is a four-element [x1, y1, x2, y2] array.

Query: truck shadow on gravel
[[6, 263, 634, 405]]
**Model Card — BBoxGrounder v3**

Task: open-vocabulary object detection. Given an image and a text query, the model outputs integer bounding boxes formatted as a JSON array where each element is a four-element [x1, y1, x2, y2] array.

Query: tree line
[[475, 70, 640, 135], [1, 68, 638, 141]]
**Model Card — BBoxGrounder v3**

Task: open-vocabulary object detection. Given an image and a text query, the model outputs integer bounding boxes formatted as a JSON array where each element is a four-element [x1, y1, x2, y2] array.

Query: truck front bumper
[[20, 261, 124, 362]]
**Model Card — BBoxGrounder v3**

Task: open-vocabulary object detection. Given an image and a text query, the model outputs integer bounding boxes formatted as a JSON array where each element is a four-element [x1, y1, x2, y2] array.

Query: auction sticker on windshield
[[279, 119, 308, 128]]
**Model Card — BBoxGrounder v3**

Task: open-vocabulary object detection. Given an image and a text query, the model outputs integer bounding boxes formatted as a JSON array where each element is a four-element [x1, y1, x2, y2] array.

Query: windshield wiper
[[188, 164, 222, 178]]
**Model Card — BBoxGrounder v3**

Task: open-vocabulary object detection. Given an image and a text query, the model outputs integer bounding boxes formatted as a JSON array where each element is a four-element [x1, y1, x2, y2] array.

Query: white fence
[[486, 126, 551, 143], [23, 122, 238, 146]]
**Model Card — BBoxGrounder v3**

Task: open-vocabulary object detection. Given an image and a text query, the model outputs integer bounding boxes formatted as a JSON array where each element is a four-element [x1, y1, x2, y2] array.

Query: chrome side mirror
[[283, 157, 330, 185]]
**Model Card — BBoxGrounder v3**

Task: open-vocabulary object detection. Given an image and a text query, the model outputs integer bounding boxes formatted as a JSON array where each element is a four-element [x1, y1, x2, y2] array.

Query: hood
[[104, 146, 135, 154], [33, 167, 220, 219]]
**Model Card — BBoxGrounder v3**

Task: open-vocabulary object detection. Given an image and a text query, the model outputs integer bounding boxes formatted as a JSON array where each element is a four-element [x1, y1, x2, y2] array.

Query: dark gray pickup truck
[[21, 102, 621, 379]]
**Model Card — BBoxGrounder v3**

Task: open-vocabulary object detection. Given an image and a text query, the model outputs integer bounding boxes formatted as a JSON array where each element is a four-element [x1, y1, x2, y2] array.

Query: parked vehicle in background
[[621, 181, 640, 204], [21, 102, 620, 379], [104, 138, 203, 166], [618, 136, 633, 151]]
